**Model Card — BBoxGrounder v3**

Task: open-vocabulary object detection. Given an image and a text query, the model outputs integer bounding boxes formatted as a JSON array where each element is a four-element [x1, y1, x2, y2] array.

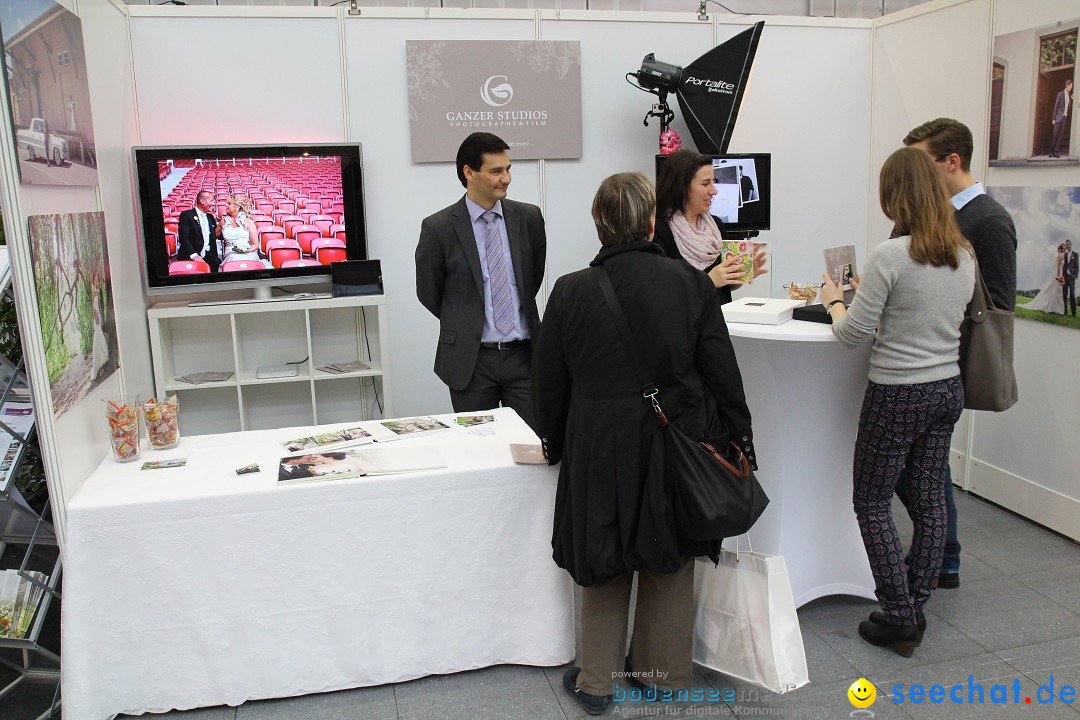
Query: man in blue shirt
[[416, 133, 547, 430], [899, 118, 1018, 589]]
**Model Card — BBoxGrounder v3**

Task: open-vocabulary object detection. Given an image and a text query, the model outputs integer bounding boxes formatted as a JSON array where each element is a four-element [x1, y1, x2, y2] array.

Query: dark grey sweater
[[956, 194, 1017, 311]]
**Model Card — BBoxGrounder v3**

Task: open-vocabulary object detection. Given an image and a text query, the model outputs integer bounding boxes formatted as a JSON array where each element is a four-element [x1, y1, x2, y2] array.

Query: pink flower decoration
[[658, 129, 682, 155]]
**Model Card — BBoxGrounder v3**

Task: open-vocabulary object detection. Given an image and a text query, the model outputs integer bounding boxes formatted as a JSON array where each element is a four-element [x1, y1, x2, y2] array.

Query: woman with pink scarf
[[653, 150, 767, 303]]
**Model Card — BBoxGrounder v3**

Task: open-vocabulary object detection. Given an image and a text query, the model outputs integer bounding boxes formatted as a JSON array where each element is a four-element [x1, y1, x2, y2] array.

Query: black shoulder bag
[[594, 266, 769, 543]]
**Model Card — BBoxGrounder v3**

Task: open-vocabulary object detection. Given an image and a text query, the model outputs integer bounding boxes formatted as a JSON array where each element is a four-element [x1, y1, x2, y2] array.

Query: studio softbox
[[675, 21, 764, 154]]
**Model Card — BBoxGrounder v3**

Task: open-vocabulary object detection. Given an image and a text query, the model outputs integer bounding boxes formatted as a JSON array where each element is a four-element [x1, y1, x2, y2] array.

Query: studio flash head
[[634, 54, 683, 93]]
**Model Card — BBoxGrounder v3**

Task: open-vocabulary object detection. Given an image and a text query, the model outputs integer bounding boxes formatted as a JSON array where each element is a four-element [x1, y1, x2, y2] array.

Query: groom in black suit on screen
[[415, 132, 546, 431], [177, 189, 222, 272], [1064, 239, 1078, 317]]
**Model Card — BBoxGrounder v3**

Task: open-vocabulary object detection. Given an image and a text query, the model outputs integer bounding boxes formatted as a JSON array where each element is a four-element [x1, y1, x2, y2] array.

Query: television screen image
[[655, 152, 771, 233], [133, 144, 367, 296]]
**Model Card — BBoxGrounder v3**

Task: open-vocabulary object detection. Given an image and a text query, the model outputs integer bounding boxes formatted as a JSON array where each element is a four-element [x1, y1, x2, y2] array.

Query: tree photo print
[[26, 212, 119, 417]]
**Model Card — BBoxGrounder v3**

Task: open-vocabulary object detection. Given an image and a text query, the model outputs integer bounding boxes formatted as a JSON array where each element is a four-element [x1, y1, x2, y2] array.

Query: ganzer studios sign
[[406, 40, 582, 162]]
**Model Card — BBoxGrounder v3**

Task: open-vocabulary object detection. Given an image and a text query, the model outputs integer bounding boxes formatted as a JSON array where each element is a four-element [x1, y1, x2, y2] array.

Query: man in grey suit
[[1050, 79, 1073, 159], [416, 132, 546, 430]]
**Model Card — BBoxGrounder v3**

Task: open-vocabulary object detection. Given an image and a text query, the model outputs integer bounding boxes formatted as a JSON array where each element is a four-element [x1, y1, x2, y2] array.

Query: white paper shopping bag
[[693, 551, 809, 694]]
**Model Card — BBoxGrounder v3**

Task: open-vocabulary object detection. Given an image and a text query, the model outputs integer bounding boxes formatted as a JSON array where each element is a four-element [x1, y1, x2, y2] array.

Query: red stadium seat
[[165, 231, 177, 257], [221, 260, 264, 272], [310, 237, 345, 254], [293, 226, 322, 255], [329, 224, 346, 242], [315, 246, 347, 265], [275, 199, 297, 214], [253, 217, 274, 230], [258, 227, 286, 254], [255, 200, 275, 214], [281, 259, 318, 268], [169, 260, 211, 275], [267, 239, 302, 268], [280, 215, 305, 239]]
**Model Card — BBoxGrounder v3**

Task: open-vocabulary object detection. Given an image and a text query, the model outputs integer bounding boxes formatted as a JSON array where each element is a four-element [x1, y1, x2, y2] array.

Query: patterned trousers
[[852, 377, 963, 626]]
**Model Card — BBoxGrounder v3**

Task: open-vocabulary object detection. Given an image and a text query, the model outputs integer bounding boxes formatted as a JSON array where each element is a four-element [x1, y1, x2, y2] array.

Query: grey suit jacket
[[415, 196, 546, 390], [1053, 90, 1070, 124]]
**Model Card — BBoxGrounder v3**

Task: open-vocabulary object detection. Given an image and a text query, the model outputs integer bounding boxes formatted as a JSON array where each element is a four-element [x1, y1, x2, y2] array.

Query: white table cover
[[726, 319, 876, 607], [61, 408, 574, 719]]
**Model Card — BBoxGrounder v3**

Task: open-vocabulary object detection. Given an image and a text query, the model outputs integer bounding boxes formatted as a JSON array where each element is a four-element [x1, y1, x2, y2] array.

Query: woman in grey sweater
[[820, 147, 975, 657]]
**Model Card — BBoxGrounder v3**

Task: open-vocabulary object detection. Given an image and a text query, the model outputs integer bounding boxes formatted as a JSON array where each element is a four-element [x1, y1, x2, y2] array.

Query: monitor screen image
[[655, 152, 771, 233], [133, 143, 367, 295]]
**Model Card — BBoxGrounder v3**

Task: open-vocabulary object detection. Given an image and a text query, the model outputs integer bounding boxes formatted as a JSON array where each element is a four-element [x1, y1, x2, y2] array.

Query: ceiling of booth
[[119, 0, 932, 20]]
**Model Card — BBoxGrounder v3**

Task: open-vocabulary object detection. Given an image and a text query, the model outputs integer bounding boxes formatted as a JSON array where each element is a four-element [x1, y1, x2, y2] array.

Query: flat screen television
[[133, 143, 367, 298], [655, 153, 771, 234]]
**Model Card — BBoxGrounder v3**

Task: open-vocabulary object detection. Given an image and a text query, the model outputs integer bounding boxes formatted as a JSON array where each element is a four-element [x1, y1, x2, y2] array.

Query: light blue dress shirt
[[465, 196, 528, 343], [951, 181, 984, 211]]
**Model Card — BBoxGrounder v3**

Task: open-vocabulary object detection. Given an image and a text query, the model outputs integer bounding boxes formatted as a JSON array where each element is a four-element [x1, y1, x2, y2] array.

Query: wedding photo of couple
[[1024, 239, 1078, 316], [988, 185, 1080, 330]]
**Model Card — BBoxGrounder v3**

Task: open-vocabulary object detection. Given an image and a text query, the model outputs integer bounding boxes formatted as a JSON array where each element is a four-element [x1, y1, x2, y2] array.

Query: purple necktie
[[482, 211, 514, 335]]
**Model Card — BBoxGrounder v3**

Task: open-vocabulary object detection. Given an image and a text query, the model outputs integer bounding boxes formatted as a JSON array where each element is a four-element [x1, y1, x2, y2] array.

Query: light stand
[[643, 90, 675, 135]]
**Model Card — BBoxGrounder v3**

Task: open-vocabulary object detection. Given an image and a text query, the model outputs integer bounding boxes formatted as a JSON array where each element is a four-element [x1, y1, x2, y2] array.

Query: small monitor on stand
[[655, 152, 771, 238]]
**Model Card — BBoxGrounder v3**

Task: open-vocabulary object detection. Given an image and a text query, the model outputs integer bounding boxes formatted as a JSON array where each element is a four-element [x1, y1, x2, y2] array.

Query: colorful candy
[[786, 282, 819, 305], [142, 395, 180, 450], [105, 398, 140, 462]]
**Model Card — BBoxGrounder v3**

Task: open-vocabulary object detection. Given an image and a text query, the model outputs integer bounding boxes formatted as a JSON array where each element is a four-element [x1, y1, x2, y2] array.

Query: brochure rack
[[0, 258, 61, 718]]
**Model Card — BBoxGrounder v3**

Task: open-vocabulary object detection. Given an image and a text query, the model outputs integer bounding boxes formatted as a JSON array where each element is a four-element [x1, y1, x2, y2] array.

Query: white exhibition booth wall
[[0, 0, 1076, 548]]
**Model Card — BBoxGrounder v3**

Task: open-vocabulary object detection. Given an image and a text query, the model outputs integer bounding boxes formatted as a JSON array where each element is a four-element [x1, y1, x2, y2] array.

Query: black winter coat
[[651, 214, 733, 305], [532, 241, 754, 587]]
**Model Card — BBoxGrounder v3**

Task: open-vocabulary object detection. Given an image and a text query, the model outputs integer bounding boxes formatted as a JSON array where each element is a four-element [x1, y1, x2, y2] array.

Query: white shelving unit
[[147, 295, 391, 435]]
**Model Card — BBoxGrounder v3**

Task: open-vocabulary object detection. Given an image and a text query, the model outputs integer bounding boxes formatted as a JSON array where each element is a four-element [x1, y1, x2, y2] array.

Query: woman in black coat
[[532, 172, 755, 715], [653, 150, 768, 303]]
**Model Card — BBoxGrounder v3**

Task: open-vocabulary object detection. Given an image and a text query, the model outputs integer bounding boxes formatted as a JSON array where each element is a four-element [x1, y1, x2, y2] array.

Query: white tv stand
[[147, 294, 391, 435]]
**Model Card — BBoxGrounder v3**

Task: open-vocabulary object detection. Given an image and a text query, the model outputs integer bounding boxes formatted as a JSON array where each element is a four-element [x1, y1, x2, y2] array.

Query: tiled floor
[[5, 489, 1080, 719]]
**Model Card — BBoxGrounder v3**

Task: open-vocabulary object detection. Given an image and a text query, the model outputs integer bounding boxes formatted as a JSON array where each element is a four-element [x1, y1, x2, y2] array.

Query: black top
[[955, 194, 1017, 311], [652, 214, 734, 305], [532, 240, 754, 586]]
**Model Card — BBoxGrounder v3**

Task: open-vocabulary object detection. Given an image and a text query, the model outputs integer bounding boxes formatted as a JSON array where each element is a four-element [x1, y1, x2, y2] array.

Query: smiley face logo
[[847, 678, 876, 708]]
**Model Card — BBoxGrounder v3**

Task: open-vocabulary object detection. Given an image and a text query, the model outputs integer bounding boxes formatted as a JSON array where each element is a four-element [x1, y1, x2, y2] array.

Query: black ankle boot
[[858, 618, 919, 657], [869, 610, 926, 645]]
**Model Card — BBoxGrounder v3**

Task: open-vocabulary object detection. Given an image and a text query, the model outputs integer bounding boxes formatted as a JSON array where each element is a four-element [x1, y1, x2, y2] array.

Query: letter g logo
[[481, 75, 513, 107]]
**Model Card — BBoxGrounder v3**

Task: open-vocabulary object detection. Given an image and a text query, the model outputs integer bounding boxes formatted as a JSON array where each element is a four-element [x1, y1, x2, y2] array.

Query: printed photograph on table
[[986, 186, 1080, 329], [281, 426, 373, 453], [0, 0, 100, 185], [379, 416, 450, 437], [278, 445, 445, 485], [989, 14, 1076, 165], [455, 414, 494, 427], [27, 211, 119, 417]]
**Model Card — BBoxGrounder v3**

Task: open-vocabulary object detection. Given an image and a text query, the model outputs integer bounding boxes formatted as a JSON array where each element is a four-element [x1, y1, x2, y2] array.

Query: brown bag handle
[[700, 441, 750, 479]]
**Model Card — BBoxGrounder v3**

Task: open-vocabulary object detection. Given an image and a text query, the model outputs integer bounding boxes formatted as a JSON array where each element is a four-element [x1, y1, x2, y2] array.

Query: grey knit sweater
[[832, 236, 975, 385]]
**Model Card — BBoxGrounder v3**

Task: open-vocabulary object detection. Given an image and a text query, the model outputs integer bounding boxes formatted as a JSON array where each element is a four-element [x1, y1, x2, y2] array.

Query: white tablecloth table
[[61, 407, 574, 719], [726, 319, 876, 607]]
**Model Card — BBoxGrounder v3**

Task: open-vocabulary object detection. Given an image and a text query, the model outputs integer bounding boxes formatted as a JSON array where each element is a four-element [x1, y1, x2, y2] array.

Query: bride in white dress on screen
[[220, 196, 267, 267], [1025, 243, 1066, 314]]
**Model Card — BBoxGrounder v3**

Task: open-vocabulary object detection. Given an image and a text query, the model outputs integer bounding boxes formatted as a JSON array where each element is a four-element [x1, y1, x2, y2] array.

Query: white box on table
[[723, 297, 805, 325]]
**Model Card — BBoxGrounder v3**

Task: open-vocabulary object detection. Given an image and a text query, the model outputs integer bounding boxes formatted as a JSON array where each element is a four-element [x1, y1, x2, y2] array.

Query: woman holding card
[[820, 147, 974, 657], [653, 150, 767, 303]]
